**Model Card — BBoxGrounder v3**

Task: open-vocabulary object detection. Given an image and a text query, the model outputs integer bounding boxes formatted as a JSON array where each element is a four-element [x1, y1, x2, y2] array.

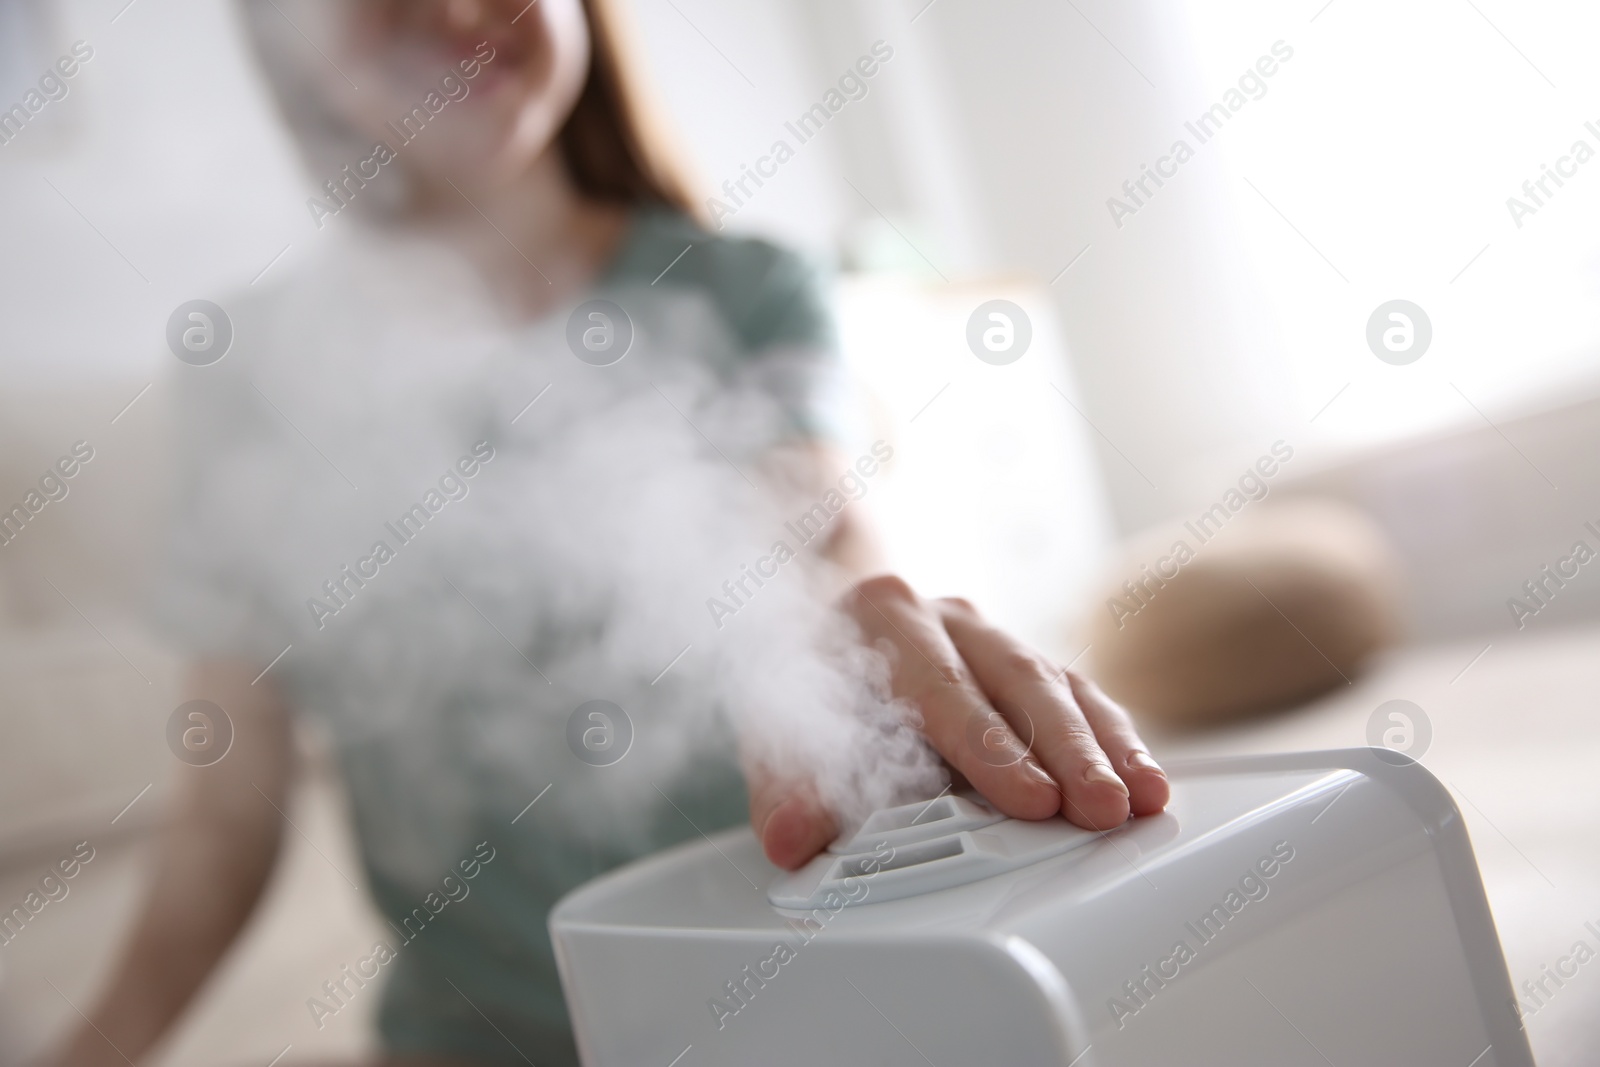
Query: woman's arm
[[748, 441, 1171, 869], [51, 662, 293, 1067]]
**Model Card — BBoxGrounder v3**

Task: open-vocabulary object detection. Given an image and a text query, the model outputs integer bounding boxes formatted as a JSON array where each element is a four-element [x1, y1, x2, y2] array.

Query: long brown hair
[[560, 0, 702, 222]]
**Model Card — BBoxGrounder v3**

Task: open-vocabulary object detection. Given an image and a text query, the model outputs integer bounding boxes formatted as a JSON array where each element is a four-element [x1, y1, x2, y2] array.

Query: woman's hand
[[747, 574, 1171, 871]]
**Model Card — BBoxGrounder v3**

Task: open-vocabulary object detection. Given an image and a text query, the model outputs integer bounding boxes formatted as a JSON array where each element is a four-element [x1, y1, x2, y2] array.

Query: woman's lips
[[442, 27, 528, 64], [364, 37, 524, 98]]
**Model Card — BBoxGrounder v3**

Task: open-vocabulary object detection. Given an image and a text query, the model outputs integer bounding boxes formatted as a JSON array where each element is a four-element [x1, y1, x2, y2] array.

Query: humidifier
[[550, 749, 1532, 1066]]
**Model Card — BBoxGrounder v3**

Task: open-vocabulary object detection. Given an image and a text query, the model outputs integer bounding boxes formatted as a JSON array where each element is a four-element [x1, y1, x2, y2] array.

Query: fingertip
[[1061, 769, 1133, 831], [1127, 771, 1171, 816], [1062, 799, 1131, 832], [1124, 752, 1171, 817], [760, 794, 836, 871]]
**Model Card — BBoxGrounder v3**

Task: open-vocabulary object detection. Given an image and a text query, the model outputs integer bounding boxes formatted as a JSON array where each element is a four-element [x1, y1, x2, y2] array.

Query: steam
[[159, 226, 945, 891]]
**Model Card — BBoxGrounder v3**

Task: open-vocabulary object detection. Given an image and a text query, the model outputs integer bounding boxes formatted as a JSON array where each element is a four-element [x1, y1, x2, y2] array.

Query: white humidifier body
[[550, 750, 1532, 1066]]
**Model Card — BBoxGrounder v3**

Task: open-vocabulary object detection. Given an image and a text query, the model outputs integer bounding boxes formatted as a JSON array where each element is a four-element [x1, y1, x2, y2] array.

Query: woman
[[52, 1, 1169, 1064]]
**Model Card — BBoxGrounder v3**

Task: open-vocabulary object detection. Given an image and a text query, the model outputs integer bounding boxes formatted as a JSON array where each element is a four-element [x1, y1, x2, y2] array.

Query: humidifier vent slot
[[839, 835, 965, 879], [827, 793, 1006, 857], [862, 796, 959, 835]]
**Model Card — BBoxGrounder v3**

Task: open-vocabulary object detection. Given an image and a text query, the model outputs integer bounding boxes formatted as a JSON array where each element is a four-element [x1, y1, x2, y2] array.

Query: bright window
[[1180, 0, 1600, 446]]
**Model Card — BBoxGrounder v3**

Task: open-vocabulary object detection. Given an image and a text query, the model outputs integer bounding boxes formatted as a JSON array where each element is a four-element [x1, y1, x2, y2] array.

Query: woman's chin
[[468, 65, 521, 97], [405, 152, 534, 200]]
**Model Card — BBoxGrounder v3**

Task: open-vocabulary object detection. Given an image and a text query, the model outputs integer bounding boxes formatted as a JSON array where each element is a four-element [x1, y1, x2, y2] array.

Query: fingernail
[[1127, 751, 1165, 774], [1083, 763, 1130, 796]]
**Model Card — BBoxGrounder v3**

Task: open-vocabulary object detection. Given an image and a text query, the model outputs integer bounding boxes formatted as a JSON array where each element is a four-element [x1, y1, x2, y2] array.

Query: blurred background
[[1, 0, 1597, 1063]]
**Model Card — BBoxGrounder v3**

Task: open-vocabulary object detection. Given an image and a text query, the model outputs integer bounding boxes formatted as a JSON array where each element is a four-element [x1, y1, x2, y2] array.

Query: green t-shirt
[[153, 208, 845, 1066]]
